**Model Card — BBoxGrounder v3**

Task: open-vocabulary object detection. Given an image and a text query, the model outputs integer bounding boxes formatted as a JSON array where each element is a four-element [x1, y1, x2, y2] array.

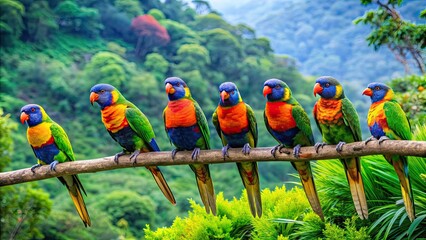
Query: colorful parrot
[[163, 77, 216, 215], [313, 76, 368, 220], [263, 79, 324, 220], [363, 82, 415, 221], [212, 82, 262, 218], [20, 104, 91, 227], [90, 84, 176, 205]]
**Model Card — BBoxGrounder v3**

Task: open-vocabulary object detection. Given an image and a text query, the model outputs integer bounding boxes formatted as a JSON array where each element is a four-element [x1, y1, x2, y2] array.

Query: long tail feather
[[61, 175, 91, 227], [147, 166, 176, 205], [342, 158, 368, 220], [237, 162, 262, 218], [190, 164, 217, 215], [391, 156, 415, 222], [292, 162, 324, 220]]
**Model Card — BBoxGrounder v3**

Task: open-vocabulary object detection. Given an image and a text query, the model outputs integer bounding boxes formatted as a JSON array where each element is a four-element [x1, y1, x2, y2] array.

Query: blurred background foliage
[[0, 0, 424, 239]]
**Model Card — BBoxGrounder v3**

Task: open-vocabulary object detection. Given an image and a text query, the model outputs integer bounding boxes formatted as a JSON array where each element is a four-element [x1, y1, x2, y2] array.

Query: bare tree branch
[[1, 140, 425, 187]]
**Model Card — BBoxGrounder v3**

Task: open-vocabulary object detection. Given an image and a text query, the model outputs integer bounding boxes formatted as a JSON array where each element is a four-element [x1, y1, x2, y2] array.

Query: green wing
[[292, 104, 315, 145], [125, 103, 156, 146], [245, 103, 258, 147], [193, 99, 211, 149], [341, 98, 362, 142], [212, 107, 228, 146], [384, 100, 412, 140], [50, 122, 75, 162]]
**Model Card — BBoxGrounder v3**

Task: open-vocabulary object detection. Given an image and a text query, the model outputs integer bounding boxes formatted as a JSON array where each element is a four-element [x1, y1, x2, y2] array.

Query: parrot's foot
[[271, 144, 284, 157], [191, 148, 201, 160], [378, 136, 390, 144], [30, 164, 42, 173], [130, 150, 141, 165], [114, 151, 126, 164], [336, 141, 346, 153], [222, 145, 230, 159], [364, 136, 377, 145], [314, 142, 327, 153], [49, 161, 59, 171], [242, 143, 251, 155], [293, 144, 302, 158], [171, 149, 180, 160]]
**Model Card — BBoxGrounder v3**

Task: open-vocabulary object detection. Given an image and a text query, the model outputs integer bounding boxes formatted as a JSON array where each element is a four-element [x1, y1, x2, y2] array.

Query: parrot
[[313, 76, 368, 220], [263, 78, 324, 220], [212, 81, 262, 218], [89, 83, 176, 205], [163, 77, 216, 215], [363, 82, 415, 221], [20, 104, 91, 227]]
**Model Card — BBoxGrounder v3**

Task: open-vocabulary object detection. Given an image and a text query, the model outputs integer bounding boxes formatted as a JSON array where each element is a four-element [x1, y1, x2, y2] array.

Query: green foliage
[[0, 109, 17, 171], [144, 52, 169, 80], [25, 0, 58, 42], [148, 8, 165, 21], [0, 0, 25, 44], [115, 0, 143, 18], [322, 216, 370, 240], [389, 75, 426, 126], [96, 190, 156, 238]]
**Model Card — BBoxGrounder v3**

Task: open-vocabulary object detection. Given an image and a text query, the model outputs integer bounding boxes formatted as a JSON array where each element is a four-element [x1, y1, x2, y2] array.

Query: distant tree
[[355, 0, 426, 74], [147, 8, 165, 21], [131, 14, 170, 58], [174, 43, 210, 71], [98, 4, 134, 42], [0, 0, 25, 45], [114, 0, 143, 18], [192, 0, 212, 15], [159, 19, 200, 56], [143, 52, 169, 80], [24, 0, 58, 42], [191, 13, 233, 32], [55, 1, 102, 37]]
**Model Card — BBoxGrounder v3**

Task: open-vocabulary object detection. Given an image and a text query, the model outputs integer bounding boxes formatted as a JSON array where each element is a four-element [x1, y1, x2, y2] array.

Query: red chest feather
[[165, 99, 197, 128], [217, 102, 249, 134], [101, 104, 129, 133], [265, 101, 296, 131], [315, 98, 344, 125]]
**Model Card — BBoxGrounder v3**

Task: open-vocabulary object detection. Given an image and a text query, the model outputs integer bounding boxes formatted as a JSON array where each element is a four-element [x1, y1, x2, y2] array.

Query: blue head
[[90, 83, 119, 109], [313, 76, 345, 99], [218, 82, 242, 107], [263, 78, 292, 102], [20, 104, 49, 127], [165, 77, 190, 101], [363, 82, 394, 103]]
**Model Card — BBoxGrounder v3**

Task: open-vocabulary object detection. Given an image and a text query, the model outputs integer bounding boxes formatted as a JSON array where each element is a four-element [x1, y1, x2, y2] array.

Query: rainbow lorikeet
[[212, 82, 262, 218], [163, 77, 216, 215], [363, 82, 415, 221], [313, 76, 368, 220], [20, 104, 91, 227], [90, 84, 176, 205], [263, 79, 324, 220]]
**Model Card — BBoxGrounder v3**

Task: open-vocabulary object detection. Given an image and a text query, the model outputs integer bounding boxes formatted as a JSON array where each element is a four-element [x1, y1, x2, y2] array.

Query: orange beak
[[220, 91, 229, 102], [362, 88, 373, 96], [263, 86, 272, 97], [313, 83, 323, 97], [165, 83, 175, 94], [90, 92, 99, 105], [20, 112, 29, 124]]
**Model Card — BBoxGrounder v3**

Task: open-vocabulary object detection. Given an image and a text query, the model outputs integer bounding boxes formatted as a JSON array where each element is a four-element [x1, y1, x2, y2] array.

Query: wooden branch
[[1, 140, 425, 187]]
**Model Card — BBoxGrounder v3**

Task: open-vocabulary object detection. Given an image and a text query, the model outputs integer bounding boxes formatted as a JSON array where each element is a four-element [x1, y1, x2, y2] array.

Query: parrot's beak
[[90, 92, 99, 106], [263, 86, 272, 97], [165, 83, 175, 94], [220, 91, 229, 102], [313, 83, 323, 97], [20, 112, 29, 124], [362, 88, 373, 96]]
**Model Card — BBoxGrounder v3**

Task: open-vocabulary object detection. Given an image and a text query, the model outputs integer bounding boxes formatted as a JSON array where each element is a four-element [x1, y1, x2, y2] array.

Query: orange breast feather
[[315, 98, 343, 125], [101, 104, 129, 133], [165, 99, 197, 128], [368, 101, 389, 130], [27, 122, 53, 147], [217, 102, 249, 134], [265, 101, 296, 131]]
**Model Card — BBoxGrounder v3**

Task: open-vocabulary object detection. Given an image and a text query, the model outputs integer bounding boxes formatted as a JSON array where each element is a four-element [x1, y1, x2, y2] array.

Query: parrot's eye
[[275, 85, 281, 89], [31, 108, 35, 112], [374, 86, 380, 90], [325, 83, 330, 87], [100, 90, 105, 93], [176, 83, 181, 87], [231, 90, 235, 95]]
